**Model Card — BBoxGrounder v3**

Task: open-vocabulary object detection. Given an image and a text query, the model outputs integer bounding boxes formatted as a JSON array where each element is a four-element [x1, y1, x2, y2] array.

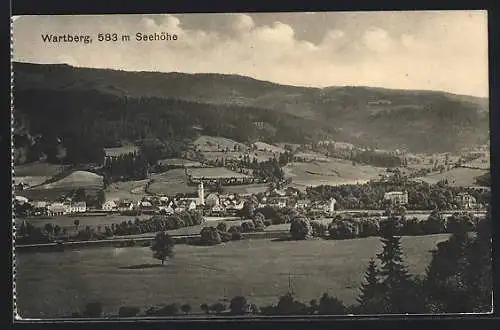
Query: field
[[253, 141, 285, 154], [37, 171, 104, 190], [14, 161, 67, 177], [13, 176, 50, 188], [193, 135, 249, 152], [105, 179, 151, 202], [223, 184, 269, 195], [157, 158, 203, 168], [415, 167, 488, 187], [15, 234, 450, 318], [283, 159, 386, 191], [148, 169, 195, 195], [187, 167, 250, 179]]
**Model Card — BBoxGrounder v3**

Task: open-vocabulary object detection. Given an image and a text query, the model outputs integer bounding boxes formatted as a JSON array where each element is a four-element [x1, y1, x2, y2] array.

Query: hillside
[[13, 62, 490, 163]]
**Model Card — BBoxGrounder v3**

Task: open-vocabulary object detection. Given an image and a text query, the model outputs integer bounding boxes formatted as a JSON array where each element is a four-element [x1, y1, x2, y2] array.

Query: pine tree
[[357, 259, 384, 313], [376, 216, 413, 313]]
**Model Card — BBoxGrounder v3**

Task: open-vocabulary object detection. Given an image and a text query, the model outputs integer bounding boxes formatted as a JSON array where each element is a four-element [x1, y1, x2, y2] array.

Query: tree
[[83, 302, 103, 318], [229, 296, 248, 315], [216, 222, 227, 233], [180, 304, 192, 315], [289, 215, 312, 240], [44, 223, 54, 236], [210, 302, 226, 315], [376, 217, 418, 313], [150, 231, 175, 265], [200, 226, 222, 245], [74, 219, 80, 230], [200, 303, 210, 315], [317, 293, 346, 315], [357, 259, 385, 313]]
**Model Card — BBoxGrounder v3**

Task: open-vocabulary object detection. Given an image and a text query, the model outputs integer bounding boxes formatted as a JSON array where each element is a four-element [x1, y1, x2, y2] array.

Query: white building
[[198, 181, 205, 206], [117, 201, 134, 212], [47, 202, 69, 216], [102, 200, 118, 212], [70, 202, 87, 213], [454, 193, 477, 209], [383, 191, 408, 205]]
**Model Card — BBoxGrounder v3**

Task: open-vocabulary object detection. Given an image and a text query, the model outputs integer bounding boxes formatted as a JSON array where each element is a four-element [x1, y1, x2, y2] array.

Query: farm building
[[454, 193, 477, 209], [47, 202, 68, 216], [383, 191, 408, 205], [102, 200, 118, 212], [117, 201, 134, 212], [69, 202, 87, 213], [205, 193, 220, 206]]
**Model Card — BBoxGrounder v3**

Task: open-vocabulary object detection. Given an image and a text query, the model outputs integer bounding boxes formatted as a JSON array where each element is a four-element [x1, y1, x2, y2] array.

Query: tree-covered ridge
[[13, 61, 489, 157], [13, 88, 330, 165]]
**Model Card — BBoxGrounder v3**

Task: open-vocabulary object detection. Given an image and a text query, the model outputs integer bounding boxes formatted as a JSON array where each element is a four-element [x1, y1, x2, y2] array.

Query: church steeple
[[198, 181, 205, 206]]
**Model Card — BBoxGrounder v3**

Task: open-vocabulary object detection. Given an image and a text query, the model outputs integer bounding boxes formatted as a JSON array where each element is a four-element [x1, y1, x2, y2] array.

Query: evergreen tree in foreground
[[376, 216, 423, 313], [357, 259, 385, 314]]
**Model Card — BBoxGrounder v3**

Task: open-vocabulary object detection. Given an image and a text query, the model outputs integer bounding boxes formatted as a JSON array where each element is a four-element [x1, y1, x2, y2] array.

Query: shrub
[[216, 222, 228, 232], [253, 218, 266, 232], [328, 220, 359, 239], [231, 232, 242, 240], [290, 215, 312, 240], [241, 221, 256, 233], [263, 219, 272, 227], [228, 225, 241, 233], [310, 220, 327, 238], [446, 214, 475, 233], [200, 226, 222, 245], [401, 217, 424, 236], [220, 231, 232, 242], [358, 219, 380, 238], [118, 306, 140, 317], [422, 211, 446, 234]]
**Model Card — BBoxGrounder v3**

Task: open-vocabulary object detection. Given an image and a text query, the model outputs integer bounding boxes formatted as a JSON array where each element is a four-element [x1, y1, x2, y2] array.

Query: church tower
[[198, 181, 205, 206]]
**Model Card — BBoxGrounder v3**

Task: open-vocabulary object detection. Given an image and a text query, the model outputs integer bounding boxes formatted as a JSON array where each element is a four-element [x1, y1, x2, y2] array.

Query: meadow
[[15, 234, 450, 318], [105, 179, 151, 202], [147, 169, 196, 195], [283, 159, 386, 191], [416, 167, 488, 187]]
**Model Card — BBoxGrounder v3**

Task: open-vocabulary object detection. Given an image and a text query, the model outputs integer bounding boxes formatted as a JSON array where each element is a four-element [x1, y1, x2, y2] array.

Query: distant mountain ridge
[[13, 61, 489, 157]]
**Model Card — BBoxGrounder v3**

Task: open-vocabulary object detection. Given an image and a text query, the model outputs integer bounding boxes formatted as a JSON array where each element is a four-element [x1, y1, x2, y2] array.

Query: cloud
[[12, 12, 489, 97]]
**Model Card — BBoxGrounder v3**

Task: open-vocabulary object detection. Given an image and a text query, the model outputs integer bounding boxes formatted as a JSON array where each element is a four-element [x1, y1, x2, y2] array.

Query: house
[[70, 202, 87, 213], [102, 200, 118, 212], [117, 201, 134, 212], [295, 199, 311, 210], [159, 205, 175, 215], [225, 200, 245, 214], [454, 193, 477, 209], [137, 200, 155, 212], [47, 202, 69, 216], [383, 191, 408, 205], [265, 197, 288, 209], [14, 195, 29, 205], [205, 193, 220, 207], [211, 204, 226, 216]]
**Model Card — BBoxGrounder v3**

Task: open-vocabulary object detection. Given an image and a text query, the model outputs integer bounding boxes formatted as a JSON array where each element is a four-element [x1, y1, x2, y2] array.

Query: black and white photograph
[[11, 11, 492, 319]]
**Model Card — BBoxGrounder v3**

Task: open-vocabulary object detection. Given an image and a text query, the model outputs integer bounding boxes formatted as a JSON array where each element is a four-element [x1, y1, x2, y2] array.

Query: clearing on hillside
[[14, 161, 68, 177], [253, 141, 286, 154], [415, 167, 488, 187], [284, 159, 386, 191], [148, 169, 195, 195], [193, 135, 249, 152], [105, 179, 152, 202], [37, 171, 104, 190]]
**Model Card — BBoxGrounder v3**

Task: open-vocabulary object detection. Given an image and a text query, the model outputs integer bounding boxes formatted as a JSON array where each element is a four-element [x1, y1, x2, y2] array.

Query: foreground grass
[[15, 234, 449, 318]]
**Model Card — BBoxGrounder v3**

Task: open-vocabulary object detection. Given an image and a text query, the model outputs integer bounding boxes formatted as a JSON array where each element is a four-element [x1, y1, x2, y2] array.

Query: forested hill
[[13, 61, 489, 162]]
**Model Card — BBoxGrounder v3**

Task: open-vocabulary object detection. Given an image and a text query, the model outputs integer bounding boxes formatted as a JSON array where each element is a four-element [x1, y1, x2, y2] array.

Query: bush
[[446, 214, 475, 233], [200, 226, 222, 245], [216, 222, 228, 232], [290, 215, 312, 240], [422, 211, 446, 234], [253, 218, 266, 232], [228, 225, 241, 233], [220, 231, 232, 242], [118, 306, 140, 317], [358, 219, 380, 238], [310, 221, 327, 238], [263, 219, 272, 227], [401, 217, 424, 236], [231, 232, 242, 240], [328, 220, 359, 239], [241, 221, 256, 233]]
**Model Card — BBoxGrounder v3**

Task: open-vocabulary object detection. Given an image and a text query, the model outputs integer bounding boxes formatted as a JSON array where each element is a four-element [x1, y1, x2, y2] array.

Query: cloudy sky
[[13, 11, 488, 97]]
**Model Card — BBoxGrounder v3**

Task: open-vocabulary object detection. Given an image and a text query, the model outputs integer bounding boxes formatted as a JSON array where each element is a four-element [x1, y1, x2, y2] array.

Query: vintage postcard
[[11, 11, 491, 319]]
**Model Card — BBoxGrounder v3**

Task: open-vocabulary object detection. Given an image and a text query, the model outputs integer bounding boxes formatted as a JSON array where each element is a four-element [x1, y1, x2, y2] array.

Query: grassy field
[[15, 234, 450, 318], [193, 135, 249, 152], [283, 159, 386, 191], [416, 167, 488, 187], [105, 179, 151, 202], [14, 162, 67, 177], [223, 184, 269, 195], [148, 169, 196, 195], [15, 215, 152, 231], [187, 167, 250, 179]]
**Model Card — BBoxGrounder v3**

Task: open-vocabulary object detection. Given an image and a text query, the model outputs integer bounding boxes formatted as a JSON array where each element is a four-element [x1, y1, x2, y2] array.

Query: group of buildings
[[14, 195, 88, 216], [383, 190, 480, 210]]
